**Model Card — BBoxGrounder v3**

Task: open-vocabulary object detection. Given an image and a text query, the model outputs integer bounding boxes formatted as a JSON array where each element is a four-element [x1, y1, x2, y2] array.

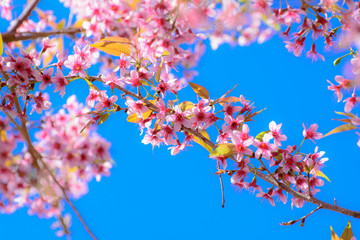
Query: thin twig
[[257, 157, 281, 186], [38, 156, 98, 240], [217, 161, 225, 208], [7, 0, 40, 33], [281, 206, 322, 226]]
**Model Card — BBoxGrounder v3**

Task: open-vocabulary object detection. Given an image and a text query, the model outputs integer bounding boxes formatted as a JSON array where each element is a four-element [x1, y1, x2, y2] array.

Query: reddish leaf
[[189, 82, 209, 99], [218, 96, 241, 106]]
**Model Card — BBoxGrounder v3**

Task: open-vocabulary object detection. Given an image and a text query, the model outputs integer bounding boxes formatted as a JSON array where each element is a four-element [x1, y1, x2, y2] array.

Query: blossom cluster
[[0, 95, 112, 235], [0, 0, 359, 237]]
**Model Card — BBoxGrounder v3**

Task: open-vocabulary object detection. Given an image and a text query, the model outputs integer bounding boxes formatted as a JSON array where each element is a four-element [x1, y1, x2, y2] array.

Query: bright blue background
[[0, 1, 359, 239]]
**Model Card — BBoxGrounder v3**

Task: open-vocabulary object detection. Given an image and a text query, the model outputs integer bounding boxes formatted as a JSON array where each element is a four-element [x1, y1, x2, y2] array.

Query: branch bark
[[1, 28, 83, 43], [7, 0, 40, 33]]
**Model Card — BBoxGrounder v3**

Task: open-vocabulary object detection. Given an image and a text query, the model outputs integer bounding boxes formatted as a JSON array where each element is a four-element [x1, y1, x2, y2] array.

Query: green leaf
[[255, 131, 270, 142], [340, 221, 353, 240], [209, 143, 236, 158], [323, 123, 357, 138], [316, 170, 331, 182], [189, 82, 209, 99], [98, 113, 110, 125]]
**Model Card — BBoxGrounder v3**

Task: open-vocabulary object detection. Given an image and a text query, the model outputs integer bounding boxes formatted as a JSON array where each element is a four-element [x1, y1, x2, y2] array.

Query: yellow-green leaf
[[340, 221, 353, 240], [323, 123, 357, 138], [335, 112, 356, 118], [0, 33, 3, 56], [98, 113, 110, 125], [73, 19, 85, 28], [193, 130, 213, 153], [189, 82, 209, 99], [316, 170, 331, 182], [209, 143, 236, 158], [84, 78, 100, 91], [255, 131, 270, 142], [331, 226, 340, 240], [56, 19, 66, 30], [179, 101, 194, 111], [127, 109, 152, 123], [90, 37, 132, 56]]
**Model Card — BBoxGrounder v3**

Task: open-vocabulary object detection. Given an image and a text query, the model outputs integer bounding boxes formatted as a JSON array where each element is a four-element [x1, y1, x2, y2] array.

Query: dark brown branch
[[7, 0, 40, 33], [2, 28, 83, 43], [87, 76, 360, 220]]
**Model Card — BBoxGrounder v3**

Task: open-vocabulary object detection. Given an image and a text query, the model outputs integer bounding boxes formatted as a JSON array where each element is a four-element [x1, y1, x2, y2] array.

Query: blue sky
[[0, 1, 359, 239]]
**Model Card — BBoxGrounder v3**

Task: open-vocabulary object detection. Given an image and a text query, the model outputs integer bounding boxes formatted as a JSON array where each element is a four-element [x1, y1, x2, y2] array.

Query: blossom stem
[[257, 156, 281, 186], [217, 160, 225, 208], [296, 137, 306, 154]]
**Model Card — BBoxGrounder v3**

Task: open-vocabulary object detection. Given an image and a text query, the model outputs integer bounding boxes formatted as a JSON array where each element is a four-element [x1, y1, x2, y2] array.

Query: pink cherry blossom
[[253, 134, 277, 160], [165, 105, 194, 132], [231, 130, 253, 162], [302, 123, 323, 142], [35, 68, 54, 90], [114, 53, 131, 76], [267, 121, 287, 146], [31, 92, 51, 114], [52, 70, 69, 97], [125, 97, 148, 117], [344, 91, 360, 112], [64, 54, 91, 78]]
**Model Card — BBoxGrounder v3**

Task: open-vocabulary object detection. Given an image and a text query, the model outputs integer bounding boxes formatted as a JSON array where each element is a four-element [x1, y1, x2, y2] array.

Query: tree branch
[[7, 0, 40, 33], [89, 76, 360, 220], [1, 28, 83, 43], [281, 206, 322, 226]]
